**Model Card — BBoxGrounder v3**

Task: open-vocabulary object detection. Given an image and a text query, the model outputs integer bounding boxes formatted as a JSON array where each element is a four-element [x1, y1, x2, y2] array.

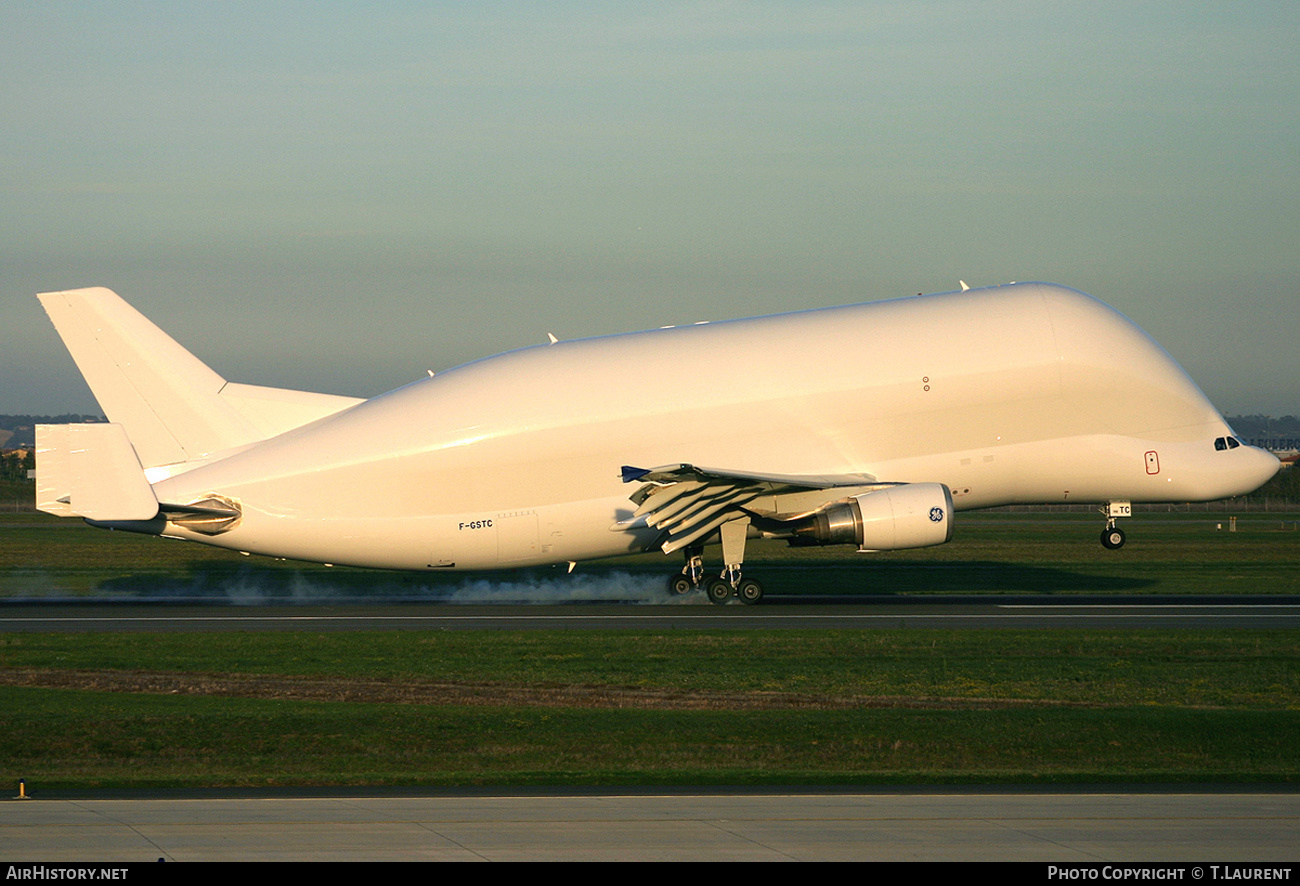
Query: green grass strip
[[4, 687, 1297, 788], [4, 629, 1299, 708], [2, 629, 1298, 787]]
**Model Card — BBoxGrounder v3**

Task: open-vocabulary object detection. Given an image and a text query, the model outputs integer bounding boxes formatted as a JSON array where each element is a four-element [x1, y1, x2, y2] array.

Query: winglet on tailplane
[[35, 422, 159, 520], [37, 287, 364, 472]]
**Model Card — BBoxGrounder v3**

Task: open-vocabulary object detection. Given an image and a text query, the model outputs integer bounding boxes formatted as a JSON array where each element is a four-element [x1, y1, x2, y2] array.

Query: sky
[[2, 1, 1297, 417]]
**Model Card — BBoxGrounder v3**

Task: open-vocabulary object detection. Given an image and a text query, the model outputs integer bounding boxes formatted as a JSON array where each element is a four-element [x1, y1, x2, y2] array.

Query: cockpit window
[[1215, 437, 1227, 451], [1227, 436, 1241, 449]]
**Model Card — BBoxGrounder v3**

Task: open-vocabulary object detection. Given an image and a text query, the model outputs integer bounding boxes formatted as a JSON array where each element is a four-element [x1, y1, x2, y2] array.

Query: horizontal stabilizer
[[36, 423, 158, 521], [217, 382, 362, 438]]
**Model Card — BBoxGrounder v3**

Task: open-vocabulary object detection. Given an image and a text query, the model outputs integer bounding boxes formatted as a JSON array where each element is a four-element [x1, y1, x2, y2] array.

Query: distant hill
[[0, 414, 105, 450]]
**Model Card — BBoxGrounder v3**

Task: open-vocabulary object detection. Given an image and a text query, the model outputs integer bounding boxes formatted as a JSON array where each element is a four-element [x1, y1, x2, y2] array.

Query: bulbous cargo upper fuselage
[[144, 283, 1277, 570]]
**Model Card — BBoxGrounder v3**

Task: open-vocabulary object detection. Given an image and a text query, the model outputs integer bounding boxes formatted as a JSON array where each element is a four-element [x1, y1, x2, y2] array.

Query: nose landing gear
[[1100, 501, 1130, 549]]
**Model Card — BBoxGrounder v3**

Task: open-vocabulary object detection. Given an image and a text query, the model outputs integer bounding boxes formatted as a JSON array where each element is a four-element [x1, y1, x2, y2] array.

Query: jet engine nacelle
[[789, 482, 954, 551]]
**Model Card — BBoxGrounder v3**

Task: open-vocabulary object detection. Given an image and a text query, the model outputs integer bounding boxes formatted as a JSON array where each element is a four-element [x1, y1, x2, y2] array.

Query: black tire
[[1100, 526, 1126, 549], [737, 577, 764, 606], [667, 574, 694, 595], [705, 577, 732, 605]]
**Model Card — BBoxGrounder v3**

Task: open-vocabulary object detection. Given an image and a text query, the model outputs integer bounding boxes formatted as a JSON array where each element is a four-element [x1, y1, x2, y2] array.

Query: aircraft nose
[[1242, 445, 1282, 492]]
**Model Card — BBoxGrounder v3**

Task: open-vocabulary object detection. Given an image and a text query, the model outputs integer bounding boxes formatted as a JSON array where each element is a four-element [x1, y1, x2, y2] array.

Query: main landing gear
[[667, 546, 704, 596], [1100, 500, 1130, 550], [705, 569, 764, 606], [670, 571, 764, 606], [666, 527, 766, 605]]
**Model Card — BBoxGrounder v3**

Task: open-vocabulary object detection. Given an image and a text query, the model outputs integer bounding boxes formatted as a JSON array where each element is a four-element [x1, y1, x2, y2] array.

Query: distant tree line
[[0, 414, 104, 450], [0, 415, 105, 508], [1244, 459, 1300, 502], [0, 449, 35, 482], [0, 414, 105, 426], [1228, 415, 1300, 451]]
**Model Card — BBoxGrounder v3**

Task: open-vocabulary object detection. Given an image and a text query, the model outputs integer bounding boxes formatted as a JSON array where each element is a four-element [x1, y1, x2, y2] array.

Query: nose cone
[[1240, 445, 1282, 495]]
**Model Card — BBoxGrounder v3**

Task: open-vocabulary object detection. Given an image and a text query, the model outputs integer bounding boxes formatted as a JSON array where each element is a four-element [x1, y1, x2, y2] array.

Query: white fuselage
[[147, 283, 1279, 570]]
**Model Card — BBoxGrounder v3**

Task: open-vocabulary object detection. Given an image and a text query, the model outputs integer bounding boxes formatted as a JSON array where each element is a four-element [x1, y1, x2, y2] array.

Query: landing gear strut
[[667, 545, 706, 595], [664, 519, 765, 605]]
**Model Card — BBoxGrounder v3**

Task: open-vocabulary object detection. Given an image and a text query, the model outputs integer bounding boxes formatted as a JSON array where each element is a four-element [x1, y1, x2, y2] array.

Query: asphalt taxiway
[[2, 595, 1299, 631], [5, 789, 1298, 861]]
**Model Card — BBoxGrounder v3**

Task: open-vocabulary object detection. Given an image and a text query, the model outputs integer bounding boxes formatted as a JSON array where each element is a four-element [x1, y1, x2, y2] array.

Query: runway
[[5, 789, 1298, 861], [5, 597, 1296, 862], [2, 595, 1300, 631]]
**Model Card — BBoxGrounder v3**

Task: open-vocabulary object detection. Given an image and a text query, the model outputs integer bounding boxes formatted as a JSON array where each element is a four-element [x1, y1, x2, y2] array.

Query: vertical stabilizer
[[38, 287, 262, 467]]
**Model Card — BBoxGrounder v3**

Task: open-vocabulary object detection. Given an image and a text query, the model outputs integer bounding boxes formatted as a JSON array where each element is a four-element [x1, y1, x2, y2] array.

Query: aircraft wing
[[616, 463, 881, 555]]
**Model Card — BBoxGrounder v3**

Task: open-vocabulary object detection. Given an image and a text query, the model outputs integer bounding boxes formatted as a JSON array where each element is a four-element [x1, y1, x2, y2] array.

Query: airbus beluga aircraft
[[35, 282, 1278, 604]]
